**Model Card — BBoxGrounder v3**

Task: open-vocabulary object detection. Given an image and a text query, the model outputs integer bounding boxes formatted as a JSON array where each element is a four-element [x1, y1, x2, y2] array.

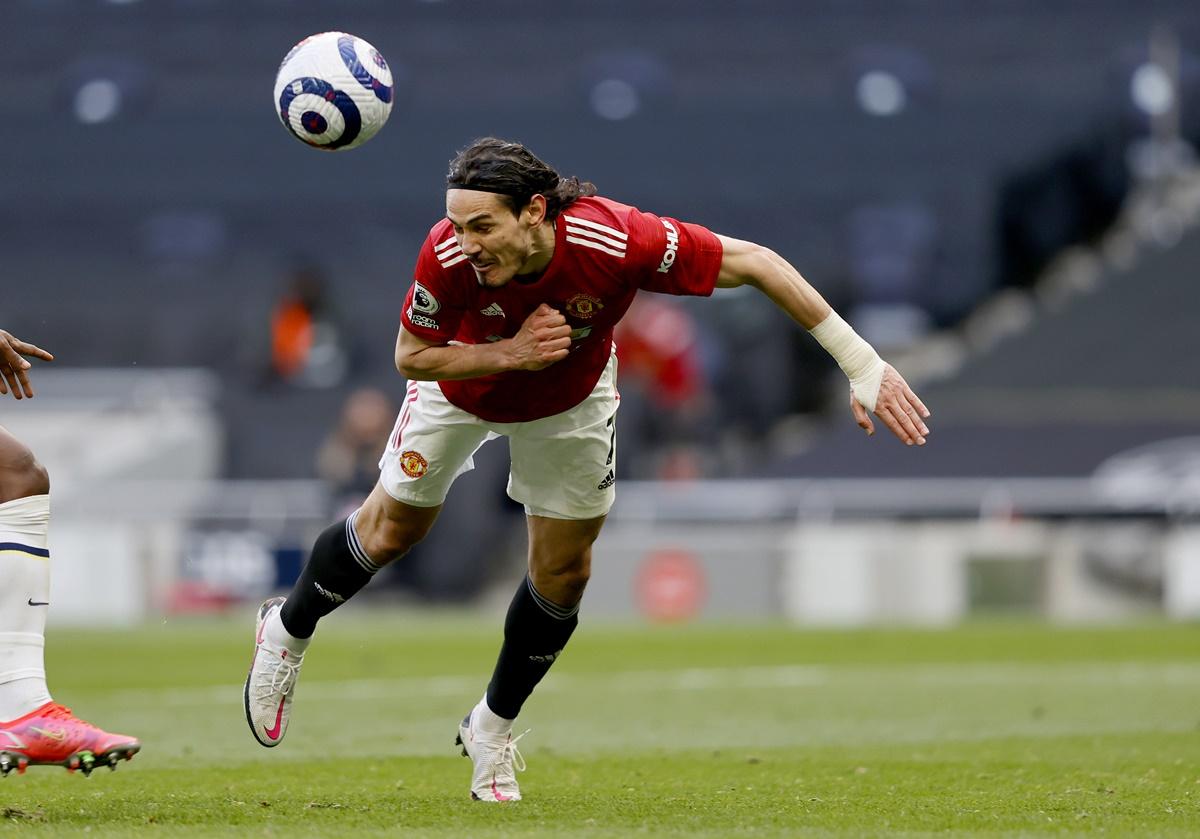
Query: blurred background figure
[[315, 387, 395, 518], [614, 295, 715, 481], [267, 261, 352, 390]]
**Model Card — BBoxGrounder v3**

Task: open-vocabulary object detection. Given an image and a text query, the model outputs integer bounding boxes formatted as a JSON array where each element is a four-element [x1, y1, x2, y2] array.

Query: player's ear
[[523, 193, 548, 227]]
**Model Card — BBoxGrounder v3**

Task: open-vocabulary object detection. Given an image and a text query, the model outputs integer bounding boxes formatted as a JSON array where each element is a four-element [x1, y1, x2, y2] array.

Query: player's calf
[[277, 510, 383, 640]]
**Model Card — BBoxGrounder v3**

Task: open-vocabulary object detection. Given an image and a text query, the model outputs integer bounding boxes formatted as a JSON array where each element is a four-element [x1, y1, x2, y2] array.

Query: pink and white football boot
[[243, 596, 305, 747], [456, 709, 527, 802]]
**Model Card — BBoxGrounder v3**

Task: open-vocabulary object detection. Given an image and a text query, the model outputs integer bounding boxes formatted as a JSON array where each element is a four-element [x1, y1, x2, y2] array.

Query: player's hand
[[508, 304, 572, 371], [0, 329, 54, 400], [849, 363, 930, 446]]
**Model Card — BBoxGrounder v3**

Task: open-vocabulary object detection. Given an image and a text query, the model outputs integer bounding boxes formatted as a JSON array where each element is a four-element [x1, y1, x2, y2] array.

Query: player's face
[[446, 189, 546, 288]]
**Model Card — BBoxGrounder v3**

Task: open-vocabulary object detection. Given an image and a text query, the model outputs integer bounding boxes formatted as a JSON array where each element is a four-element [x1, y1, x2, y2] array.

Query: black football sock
[[485, 575, 579, 720], [279, 510, 381, 639]]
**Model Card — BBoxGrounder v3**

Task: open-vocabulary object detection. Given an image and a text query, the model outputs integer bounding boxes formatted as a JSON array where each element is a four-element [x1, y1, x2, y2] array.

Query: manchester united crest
[[565, 293, 604, 319], [399, 450, 428, 479]]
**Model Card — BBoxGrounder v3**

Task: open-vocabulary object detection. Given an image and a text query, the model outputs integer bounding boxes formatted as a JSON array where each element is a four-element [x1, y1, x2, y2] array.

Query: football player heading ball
[[244, 137, 930, 801]]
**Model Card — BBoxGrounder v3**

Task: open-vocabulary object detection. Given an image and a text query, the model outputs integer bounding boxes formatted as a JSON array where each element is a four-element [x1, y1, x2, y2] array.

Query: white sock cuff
[[263, 608, 311, 655], [476, 694, 515, 734]]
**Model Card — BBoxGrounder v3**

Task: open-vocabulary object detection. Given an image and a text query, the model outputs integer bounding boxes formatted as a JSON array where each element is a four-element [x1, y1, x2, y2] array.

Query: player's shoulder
[[419, 218, 472, 275], [425, 219, 466, 263], [562, 195, 647, 234], [560, 195, 648, 261]]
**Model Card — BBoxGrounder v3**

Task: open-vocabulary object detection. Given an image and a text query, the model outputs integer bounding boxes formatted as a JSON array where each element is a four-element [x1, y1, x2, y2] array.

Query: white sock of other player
[[0, 494, 53, 722]]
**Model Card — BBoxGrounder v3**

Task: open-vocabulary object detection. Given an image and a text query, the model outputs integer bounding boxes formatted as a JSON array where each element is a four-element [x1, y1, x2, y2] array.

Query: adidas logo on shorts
[[596, 470, 615, 490]]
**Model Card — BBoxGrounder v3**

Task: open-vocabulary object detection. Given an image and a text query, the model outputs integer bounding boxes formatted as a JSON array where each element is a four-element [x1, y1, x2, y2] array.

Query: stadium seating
[[1, 0, 1196, 479]]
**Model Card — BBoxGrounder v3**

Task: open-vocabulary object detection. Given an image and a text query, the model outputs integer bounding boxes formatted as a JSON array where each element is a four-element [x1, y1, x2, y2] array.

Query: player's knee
[[353, 490, 441, 565], [0, 448, 50, 504], [531, 559, 590, 599], [560, 566, 590, 597]]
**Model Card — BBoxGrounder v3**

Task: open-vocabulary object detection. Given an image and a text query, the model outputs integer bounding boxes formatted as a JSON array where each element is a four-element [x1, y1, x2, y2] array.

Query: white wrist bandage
[[808, 311, 886, 412]]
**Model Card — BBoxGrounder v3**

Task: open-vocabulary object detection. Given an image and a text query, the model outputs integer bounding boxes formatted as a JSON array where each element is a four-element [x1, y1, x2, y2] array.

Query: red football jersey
[[400, 195, 724, 422]]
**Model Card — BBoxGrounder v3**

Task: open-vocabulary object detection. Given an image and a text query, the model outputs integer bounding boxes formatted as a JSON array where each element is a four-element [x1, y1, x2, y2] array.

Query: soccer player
[[0, 329, 141, 776], [245, 138, 930, 801]]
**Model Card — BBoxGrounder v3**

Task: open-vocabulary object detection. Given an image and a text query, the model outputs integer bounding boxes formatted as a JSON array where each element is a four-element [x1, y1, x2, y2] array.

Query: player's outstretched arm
[[714, 235, 930, 446], [0, 329, 54, 400], [395, 304, 571, 382]]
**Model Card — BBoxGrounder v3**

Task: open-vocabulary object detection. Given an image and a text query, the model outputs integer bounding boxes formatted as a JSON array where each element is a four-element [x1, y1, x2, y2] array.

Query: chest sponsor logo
[[565, 293, 603, 319], [411, 282, 440, 315], [480, 302, 505, 317], [406, 308, 439, 330], [658, 218, 679, 273], [399, 450, 429, 479]]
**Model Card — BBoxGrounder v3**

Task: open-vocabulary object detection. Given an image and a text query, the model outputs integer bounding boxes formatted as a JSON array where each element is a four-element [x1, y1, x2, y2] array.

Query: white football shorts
[[379, 353, 619, 520]]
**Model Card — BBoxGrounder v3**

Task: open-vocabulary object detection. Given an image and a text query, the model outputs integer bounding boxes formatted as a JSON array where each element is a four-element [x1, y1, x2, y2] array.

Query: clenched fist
[[508, 304, 572, 371]]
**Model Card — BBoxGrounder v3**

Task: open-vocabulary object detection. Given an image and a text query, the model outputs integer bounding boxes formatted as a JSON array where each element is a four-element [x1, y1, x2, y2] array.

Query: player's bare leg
[[244, 483, 439, 746], [0, 426, 139, 776], [524, 514, 603, 601], [458, 514, 605, 801]]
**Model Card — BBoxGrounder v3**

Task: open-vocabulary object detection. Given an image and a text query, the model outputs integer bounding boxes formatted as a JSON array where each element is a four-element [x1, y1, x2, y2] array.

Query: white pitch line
[[95, 662, 1200, 709]]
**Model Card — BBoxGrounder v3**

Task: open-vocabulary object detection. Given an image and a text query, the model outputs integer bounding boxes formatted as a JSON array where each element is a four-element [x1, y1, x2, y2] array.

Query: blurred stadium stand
[[3, 1, 1199, 613], [765, 222, 1200, 479], [3, 0, 1195, 472]]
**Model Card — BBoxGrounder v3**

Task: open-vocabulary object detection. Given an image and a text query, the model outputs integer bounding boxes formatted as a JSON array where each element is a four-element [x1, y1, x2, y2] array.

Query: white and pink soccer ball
[[273, 32, 394, 151]]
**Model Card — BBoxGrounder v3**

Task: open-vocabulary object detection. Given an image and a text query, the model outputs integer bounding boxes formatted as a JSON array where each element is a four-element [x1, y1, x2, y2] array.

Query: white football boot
[[455, 710, 528, 802], [243, 597, 305, 747]]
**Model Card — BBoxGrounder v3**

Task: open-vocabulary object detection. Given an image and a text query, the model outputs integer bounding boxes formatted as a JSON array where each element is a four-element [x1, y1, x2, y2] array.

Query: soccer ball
[[273, 32, 393, 151]]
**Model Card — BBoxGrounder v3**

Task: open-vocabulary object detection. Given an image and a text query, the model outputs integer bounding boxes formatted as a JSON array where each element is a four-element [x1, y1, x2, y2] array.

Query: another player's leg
[[0, 426, 139, 776], [244, 485, 440, 746], [458, 514, 605, 802]]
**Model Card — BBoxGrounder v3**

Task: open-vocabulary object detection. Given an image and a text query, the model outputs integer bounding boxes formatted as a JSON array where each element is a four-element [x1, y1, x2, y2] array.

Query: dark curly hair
[[446, 137, 597, 221]]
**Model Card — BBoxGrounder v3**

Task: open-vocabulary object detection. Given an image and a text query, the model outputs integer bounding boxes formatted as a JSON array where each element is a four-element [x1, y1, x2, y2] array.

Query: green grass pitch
[[2, 614, 1198, 836]]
